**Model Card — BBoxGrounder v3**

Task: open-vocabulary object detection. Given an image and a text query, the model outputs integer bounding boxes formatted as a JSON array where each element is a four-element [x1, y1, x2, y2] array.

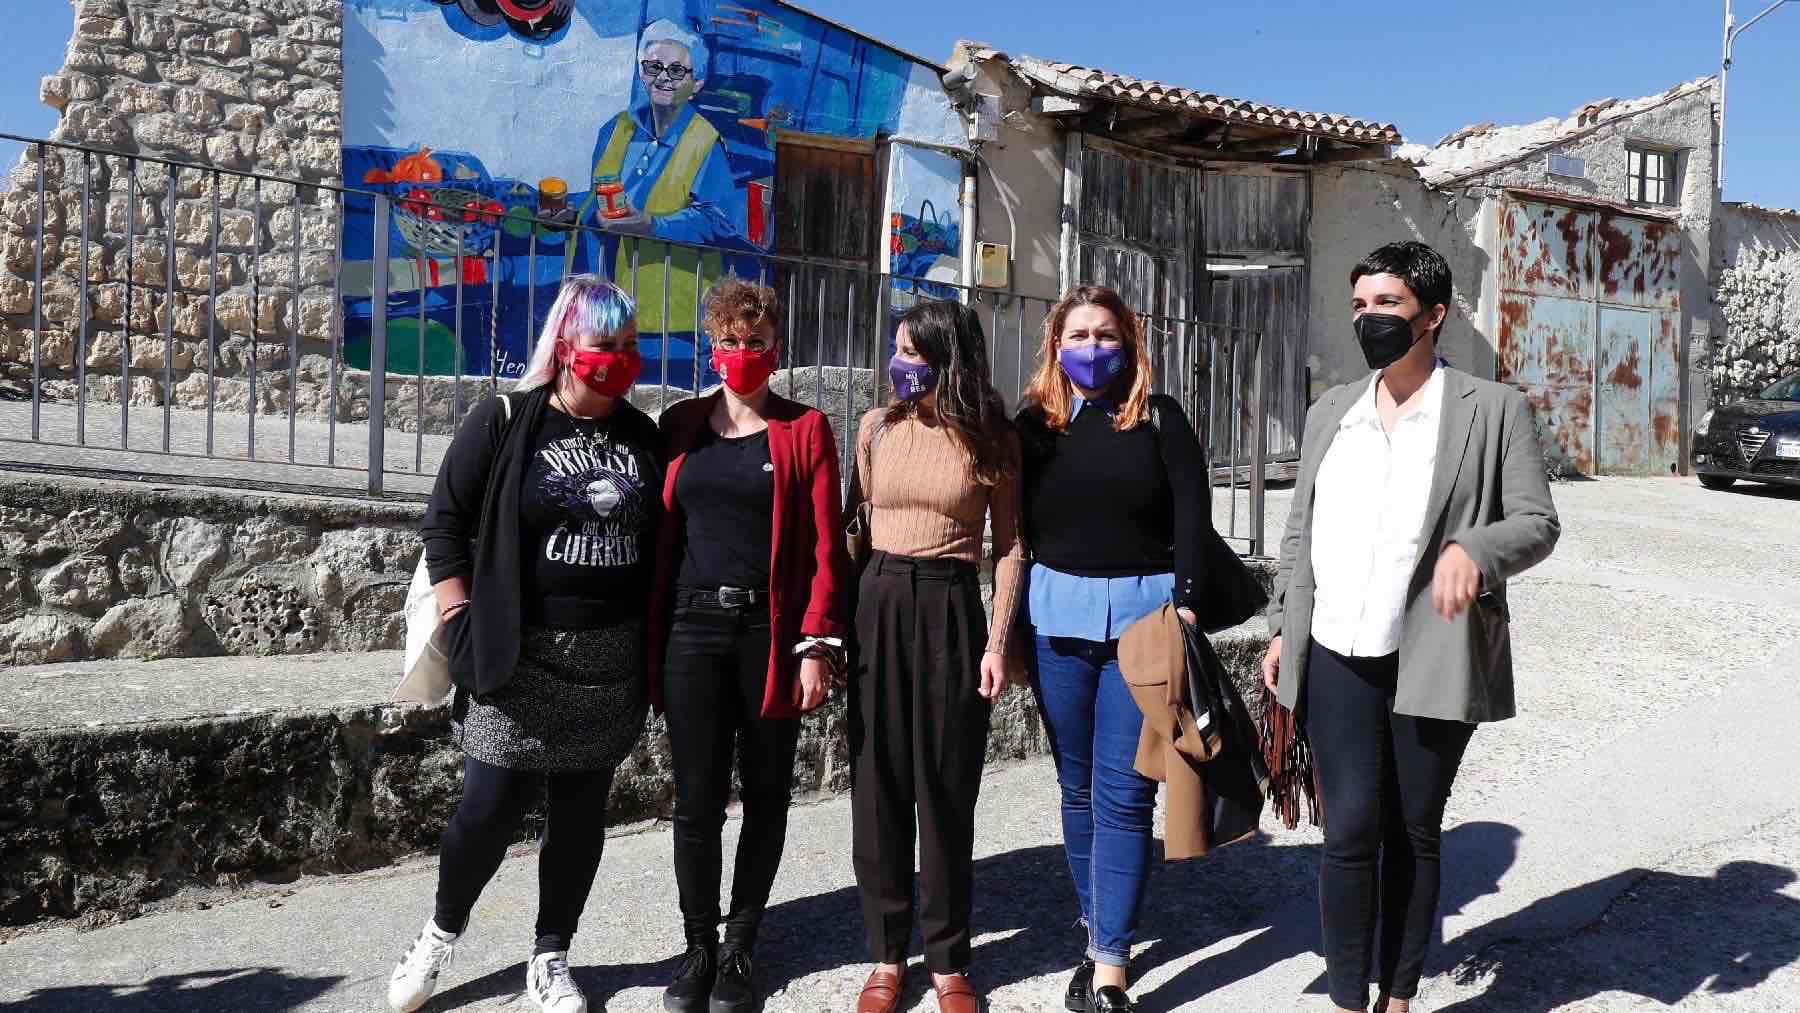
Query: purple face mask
[[888, 355, 938, 402], [1058, 342, 1126, 391]]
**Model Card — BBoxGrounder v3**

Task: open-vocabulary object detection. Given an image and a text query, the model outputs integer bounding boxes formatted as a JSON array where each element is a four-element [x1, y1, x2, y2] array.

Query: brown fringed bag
[[1259, 685, 1324, 830]]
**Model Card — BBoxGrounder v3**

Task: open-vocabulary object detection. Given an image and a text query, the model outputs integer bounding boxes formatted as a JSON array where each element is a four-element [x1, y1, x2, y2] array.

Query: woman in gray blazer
[[1261, 241, 1560, 1013]]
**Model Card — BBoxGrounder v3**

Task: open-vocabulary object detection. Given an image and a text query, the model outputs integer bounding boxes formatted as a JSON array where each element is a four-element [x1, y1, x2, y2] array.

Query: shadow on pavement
[[0, 967, 344, 1012], [1135, 821, 1521, 1012], [1433, 860, 1800, 1012]]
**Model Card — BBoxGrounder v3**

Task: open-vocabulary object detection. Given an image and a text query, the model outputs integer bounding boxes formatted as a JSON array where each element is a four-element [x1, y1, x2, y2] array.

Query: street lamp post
[[1719, 0, 1791, 198]]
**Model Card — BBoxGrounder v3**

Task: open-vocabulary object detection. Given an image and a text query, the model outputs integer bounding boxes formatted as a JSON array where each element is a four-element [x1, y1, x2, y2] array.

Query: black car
[[1692, 371, 1800, 490]]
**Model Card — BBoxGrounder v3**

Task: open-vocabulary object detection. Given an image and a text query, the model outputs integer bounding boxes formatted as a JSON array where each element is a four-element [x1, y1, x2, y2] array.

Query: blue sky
[[1, 1, 1795, 207]]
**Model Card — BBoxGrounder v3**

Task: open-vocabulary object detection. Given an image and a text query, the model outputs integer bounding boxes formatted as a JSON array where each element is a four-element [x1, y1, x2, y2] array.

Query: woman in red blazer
[[648, 278, 847, 1013]]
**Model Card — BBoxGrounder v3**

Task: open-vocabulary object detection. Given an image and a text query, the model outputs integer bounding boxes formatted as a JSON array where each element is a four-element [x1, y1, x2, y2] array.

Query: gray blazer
[[1267, 367, 1561, 723]]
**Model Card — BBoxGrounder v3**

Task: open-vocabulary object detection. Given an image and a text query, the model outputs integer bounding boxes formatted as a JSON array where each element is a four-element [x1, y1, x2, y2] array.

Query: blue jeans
[[1032, 633, 1159, 968]]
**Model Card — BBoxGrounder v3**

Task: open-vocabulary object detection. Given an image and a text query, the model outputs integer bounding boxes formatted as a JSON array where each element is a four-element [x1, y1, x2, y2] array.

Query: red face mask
[[712, 346, 778, 396], [561, 343, 641, 398]]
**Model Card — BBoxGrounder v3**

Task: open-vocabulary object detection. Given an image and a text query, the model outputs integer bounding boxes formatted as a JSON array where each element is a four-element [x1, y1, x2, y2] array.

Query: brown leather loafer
[[856, 967, 903, 1013], [933, 973, 981, 1013]]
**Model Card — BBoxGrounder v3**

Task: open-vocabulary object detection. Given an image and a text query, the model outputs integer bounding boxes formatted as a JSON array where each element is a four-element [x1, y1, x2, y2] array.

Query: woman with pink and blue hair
[[389, 275, 666, 1013]]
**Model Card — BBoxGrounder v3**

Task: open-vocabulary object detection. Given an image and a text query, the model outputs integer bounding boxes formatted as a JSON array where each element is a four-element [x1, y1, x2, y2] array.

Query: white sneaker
[[526, 950, 588, 1013], [387, 919, 459, 1012]]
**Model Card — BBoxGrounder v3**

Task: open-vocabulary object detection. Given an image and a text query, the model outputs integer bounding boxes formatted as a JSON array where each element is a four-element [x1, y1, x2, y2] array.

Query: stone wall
[[0, 0, 346, 423], [1714, 204, 1800, 401], [0, 630, 1274, 927], [0, 473, 422, 666]]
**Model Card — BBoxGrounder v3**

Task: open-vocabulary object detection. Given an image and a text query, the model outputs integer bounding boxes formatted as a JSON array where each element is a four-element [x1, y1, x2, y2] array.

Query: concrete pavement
[[2, 477, 1798, 1011]]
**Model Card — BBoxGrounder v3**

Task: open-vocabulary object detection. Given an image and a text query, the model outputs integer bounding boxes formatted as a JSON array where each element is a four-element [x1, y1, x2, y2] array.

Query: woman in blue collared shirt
[[1014, 286, 1210, 1013]]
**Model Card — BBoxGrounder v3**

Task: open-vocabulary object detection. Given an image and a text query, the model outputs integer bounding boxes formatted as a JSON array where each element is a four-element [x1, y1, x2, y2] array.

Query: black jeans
[[850, 552, 992, 973], [662, 600, 799, 950], [433, 756, 616, 954], [1303, 642, 1476, 1010]]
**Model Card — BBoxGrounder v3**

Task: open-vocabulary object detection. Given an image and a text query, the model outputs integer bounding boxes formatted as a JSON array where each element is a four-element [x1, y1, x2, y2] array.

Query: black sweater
[[421, 387, 664, 695], [1017, 394, 1207, 609]]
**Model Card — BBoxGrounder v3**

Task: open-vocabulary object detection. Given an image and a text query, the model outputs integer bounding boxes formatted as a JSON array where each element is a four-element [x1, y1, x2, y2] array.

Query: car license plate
[[1777, 439, 1800, 460]]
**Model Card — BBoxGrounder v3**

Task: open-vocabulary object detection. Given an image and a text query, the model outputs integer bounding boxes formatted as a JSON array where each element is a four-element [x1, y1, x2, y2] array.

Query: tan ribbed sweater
[[846, 407, 1027, 656]]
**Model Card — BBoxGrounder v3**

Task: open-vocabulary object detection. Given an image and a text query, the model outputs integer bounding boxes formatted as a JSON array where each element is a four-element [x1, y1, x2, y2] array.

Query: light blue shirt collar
[[1071, 395, 1117, 420]]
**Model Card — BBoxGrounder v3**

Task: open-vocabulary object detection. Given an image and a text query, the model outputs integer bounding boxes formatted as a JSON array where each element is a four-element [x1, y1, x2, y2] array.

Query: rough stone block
[[173, 88, 223, 129], [291, 87, 339, 115], [202, 578, 321, 654], [0, 613, 89, 665], [113, 82, 173, 116], [116, 545, 156, 597], [89, 595, 204, 659], [75, 15, 128, 43], [133, 112, 205, 160], [251, 39, 305, 68], [34, 554, 117, 613], [204, 133, 251, 171], [156, 516, 230, 588], [221, 104, 266, 133], [196, 68, 250, 103]]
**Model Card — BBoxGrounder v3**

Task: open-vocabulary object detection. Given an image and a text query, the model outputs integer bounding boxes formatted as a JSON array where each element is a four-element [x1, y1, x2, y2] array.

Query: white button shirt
[[1309, 367, 1445, 657]]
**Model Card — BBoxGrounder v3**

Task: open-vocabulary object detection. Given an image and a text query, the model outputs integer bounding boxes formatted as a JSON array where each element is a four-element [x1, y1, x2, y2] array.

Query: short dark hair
[[1350, 241, 1453, 338]]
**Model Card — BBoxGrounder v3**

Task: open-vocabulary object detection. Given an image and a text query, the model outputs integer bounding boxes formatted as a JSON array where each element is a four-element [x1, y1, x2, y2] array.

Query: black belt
[[676, 585, 765, 609], [869, 551, 976, 582]]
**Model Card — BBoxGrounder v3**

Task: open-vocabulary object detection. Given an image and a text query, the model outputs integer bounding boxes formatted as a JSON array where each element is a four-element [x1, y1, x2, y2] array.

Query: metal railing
[[0, 133, 1271, 552]]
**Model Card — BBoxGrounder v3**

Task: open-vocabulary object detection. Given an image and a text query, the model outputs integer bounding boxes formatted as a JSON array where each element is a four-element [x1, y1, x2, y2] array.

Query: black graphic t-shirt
[[520, 409, 658, 620], [675, 426, 774, 591]]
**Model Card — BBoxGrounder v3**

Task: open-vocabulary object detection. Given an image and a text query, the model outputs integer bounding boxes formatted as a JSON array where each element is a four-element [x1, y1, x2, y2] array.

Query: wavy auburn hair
[[1021, 286, 1153, 432], [886, 299, 1012, 486]]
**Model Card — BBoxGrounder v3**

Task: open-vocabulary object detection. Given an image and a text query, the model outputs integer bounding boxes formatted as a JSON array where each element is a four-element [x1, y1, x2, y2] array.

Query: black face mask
[[1354, 312, 1425, 370]]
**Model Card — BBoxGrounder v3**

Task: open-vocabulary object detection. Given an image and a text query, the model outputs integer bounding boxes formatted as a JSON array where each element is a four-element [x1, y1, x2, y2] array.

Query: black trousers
[[1303, 642, 1476, 1010], [850, 552, 992, 973], [662, 600, 799, 950], [433, 756, 616, 954]]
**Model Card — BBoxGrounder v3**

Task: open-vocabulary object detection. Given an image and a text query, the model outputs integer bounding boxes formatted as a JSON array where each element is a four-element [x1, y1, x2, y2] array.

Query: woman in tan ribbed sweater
[[843, 299, 1027, 1013]]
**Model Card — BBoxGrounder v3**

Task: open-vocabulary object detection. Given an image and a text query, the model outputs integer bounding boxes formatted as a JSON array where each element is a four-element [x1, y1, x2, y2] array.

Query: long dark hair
[[886, 299, 1012, 486]]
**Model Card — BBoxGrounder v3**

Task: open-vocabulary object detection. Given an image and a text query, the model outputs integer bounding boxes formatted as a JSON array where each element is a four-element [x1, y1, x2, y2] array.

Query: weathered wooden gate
[[1497, 199, 1682, 476]]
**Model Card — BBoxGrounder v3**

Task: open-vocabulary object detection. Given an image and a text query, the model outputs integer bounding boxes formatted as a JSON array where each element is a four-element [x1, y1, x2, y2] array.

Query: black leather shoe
[[663, 943, 716, 1013], [1065, 960, 1096, 1011], [709, 948, 755, 1013], [1091, 985, 1137, 1012]]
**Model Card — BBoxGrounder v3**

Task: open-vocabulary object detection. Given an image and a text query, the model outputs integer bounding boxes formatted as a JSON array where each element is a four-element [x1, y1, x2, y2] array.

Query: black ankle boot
[[663, 941, 717, 1013], [709, 947, 755, 1013], [1066, 960, 1096, 1011]]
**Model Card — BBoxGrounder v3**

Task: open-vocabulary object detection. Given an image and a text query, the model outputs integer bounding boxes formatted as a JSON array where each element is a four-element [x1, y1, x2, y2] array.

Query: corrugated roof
[[988, 52, 1403, 145]]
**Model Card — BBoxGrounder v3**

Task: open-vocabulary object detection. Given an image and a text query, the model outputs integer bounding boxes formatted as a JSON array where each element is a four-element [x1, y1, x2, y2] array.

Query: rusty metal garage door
[[1497, 200, 1682, 476]]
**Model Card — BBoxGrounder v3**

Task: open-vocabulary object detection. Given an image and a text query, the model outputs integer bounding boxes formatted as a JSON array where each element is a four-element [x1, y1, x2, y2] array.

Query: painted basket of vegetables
[[395, 187, 507, 258]]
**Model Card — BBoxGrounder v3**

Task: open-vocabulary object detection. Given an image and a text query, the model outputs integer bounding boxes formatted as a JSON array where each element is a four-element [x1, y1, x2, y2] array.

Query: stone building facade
[[1, 0, 352, 422]]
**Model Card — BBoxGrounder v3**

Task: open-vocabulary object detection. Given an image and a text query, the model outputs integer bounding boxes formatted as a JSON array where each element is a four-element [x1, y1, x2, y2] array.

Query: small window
[[1627, 147, 1677, 206]]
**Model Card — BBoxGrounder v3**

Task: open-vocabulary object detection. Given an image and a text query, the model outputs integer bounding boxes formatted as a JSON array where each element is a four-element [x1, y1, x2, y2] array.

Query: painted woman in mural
[[579, 12, 738, 336]]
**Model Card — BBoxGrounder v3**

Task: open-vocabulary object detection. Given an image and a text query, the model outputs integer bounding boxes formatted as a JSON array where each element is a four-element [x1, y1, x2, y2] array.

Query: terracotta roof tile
[[1000, 57, 1403, 145]]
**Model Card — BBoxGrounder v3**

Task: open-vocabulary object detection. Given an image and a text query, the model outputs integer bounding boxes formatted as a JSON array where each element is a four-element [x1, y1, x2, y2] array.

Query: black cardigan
[[420, 386, 663, 695]]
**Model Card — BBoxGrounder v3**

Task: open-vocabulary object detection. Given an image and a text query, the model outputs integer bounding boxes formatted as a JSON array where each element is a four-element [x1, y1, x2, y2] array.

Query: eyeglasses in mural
[[341, 0, 966, 383]]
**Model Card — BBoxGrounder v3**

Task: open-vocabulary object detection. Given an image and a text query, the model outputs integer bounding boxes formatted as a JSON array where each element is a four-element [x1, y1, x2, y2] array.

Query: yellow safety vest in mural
[[585, 110, 725, 336]]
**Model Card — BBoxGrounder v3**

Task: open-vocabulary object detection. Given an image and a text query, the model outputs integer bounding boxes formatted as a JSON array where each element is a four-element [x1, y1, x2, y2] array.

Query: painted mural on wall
[[342, 0, 963, 380], [885, 143, 962, 311]]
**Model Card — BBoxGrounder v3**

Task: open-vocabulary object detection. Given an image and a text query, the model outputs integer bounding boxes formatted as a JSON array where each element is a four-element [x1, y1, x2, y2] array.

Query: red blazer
[[648, 392, 848, 720]]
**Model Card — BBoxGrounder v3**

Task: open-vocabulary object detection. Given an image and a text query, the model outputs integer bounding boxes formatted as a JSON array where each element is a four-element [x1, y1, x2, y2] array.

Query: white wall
[[1307, 164, 1493, 396], [1715, 204, 1800, 399]]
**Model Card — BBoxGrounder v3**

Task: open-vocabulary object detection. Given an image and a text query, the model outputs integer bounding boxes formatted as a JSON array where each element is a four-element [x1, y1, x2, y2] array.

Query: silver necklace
[[555, 389, 613, 459]]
